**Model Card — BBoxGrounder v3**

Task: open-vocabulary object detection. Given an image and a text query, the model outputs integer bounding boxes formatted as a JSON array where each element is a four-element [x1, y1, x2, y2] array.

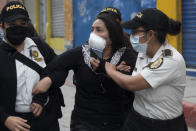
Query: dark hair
[[142, 19, 181, 44], [27, 22, 39, 38], [167, 18, 181, 35], [96, 13, 126, 55], [155, 19, 181, 44], [1, 21, 5, 27]]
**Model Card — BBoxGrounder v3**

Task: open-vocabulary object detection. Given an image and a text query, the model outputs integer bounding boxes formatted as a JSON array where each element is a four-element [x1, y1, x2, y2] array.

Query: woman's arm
[[33, 47, 82, 94], [105, 62, 151, 91]]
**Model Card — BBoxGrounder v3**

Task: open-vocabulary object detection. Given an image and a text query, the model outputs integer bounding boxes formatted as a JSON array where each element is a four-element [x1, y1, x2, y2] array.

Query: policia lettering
[[101, 7, 118, 14], [6, 4, 25, 11]]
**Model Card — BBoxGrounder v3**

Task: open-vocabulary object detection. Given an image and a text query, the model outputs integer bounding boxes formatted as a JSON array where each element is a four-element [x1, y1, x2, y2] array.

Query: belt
[[131, 108, 187, 128], [13, 112, 35, 121]]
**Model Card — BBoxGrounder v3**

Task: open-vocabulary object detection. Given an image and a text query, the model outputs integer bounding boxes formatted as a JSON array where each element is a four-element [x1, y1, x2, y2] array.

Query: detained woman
[[33, 13, 136, 131]]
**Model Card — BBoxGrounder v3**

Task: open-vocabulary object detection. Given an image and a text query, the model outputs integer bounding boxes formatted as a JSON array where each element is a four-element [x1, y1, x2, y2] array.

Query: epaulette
[[162, 49, 173, 57]]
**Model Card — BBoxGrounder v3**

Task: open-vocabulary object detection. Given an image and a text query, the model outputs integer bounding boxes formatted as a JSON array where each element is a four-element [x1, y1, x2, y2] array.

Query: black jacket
[[0, 37, 66, 128], [47, 46, 136, 125]]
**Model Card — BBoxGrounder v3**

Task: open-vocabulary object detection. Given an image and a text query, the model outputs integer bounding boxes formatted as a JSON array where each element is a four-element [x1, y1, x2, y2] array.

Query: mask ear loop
[[140, 30, 153, 44]]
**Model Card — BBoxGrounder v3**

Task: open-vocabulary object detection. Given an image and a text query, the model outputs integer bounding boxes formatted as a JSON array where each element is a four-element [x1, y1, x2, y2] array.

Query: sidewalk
[[183, 76, 196, 131], [184, 76, 196, 104], [58, 71, 196, 131], [58, 71, 75, 131]]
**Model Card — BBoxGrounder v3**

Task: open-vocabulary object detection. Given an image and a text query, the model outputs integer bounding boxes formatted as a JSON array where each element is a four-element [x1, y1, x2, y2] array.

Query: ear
[[148, 30, 155, 38]]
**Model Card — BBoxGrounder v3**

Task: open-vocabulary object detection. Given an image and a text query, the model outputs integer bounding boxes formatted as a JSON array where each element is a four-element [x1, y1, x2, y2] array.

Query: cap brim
[[122, 19, 141, 29], [3, 15, 29, 22]]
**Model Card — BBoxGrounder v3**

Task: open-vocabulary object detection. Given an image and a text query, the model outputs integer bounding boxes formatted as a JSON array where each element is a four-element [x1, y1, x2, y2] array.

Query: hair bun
[[167, 18, 181, 35]]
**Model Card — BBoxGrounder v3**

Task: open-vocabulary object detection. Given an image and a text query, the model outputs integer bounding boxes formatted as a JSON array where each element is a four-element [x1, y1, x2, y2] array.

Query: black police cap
[[122, 8, 169, 31], [1, 1, 29, 22]]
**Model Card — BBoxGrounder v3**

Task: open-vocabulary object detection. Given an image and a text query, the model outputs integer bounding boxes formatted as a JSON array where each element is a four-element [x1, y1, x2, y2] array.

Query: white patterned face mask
[[89, 32, 106, 58]]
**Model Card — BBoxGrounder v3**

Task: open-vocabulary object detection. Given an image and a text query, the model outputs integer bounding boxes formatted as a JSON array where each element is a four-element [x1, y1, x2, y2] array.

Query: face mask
[[6, 26, 28, 46], [130, 34, 151, 53], [89, 32, 106, 58]]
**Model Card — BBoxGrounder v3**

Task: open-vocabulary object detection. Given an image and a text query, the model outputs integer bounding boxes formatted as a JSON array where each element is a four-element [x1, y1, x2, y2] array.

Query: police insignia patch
[[34, 57, 43, 62], [162, 49, 173, 57], [32, 50, 38, 58], [137, 12, 143, 18], [32, 50, 43, 62], [149, 58, 163, 69]]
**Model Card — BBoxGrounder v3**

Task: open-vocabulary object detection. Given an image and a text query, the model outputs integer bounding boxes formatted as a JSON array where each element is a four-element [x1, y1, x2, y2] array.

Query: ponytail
[[153, 18, 181, 44], [167, 18, 181, 35]]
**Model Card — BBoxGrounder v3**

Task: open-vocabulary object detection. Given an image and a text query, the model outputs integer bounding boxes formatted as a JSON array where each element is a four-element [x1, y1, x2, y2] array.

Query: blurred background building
[[0, 0, 196, 74], [1, 0, 195, 76], [0, 0, 196, 76], [0, 0, 196, 130]]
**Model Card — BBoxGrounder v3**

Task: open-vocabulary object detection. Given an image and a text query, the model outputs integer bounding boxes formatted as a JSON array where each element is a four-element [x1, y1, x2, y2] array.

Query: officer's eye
[[131, 30, 147, 36], [7, 22, 16, 26], [21, 22, 27, 26]]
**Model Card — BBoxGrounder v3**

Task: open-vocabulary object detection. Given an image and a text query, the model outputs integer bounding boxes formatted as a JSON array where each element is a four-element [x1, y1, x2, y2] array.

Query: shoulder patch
[[149, 58, 163, 69], [162, 49, 173, 57], [32, 50, 43, 62], [32, 50, 38, 57]]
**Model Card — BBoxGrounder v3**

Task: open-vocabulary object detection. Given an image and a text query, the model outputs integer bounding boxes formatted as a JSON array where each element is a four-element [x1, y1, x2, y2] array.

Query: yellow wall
[[157, 0, 182, 53], [64, 0, 73, 48], [46, 0, 64, 51], [34, 0, 39, 35]]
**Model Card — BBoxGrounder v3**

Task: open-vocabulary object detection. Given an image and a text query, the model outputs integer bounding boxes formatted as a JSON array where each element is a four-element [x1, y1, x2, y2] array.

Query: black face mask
[[6, 26, 28, 46]]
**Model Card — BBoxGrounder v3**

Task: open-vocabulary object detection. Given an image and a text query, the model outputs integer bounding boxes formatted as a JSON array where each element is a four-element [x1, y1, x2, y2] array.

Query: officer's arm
[[105, 62, 151, 91]]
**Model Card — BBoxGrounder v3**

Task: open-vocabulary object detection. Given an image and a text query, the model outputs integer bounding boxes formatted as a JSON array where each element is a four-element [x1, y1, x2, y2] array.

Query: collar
[[24, 37, 37, 49], [151, 43, 166, 62], [1, 37, 37, 54], [138, 42, 168, 62], [138, 52, 147, 59], [3, 37, 7, 43], [3, 37, 37, 49]]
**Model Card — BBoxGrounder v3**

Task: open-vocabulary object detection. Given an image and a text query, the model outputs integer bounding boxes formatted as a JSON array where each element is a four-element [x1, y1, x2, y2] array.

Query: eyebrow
[[92, 26, 103, 29]]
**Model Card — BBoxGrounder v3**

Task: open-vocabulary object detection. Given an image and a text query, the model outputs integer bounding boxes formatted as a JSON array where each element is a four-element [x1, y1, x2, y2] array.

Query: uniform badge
[[149, 58, 163, 69], [32, 50, 43, 62], [137, 12, 143, 18], [162, 49, 173, 57]]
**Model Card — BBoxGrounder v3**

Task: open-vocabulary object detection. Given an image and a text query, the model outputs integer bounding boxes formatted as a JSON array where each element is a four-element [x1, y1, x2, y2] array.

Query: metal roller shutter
[[182, 0, 196, 68], [51, 0, 64, 37]]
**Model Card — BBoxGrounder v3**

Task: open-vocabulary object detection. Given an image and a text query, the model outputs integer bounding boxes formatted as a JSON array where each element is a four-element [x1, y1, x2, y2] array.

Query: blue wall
[[73, 0, 156, 47], [182, 0, 196, 68]]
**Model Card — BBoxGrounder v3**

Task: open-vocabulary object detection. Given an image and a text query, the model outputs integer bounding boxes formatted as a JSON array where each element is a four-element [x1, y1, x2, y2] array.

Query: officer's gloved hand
[[90, 57, 106, 74], [90, 49, 106, 74], [116, 61, 131, 75]]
